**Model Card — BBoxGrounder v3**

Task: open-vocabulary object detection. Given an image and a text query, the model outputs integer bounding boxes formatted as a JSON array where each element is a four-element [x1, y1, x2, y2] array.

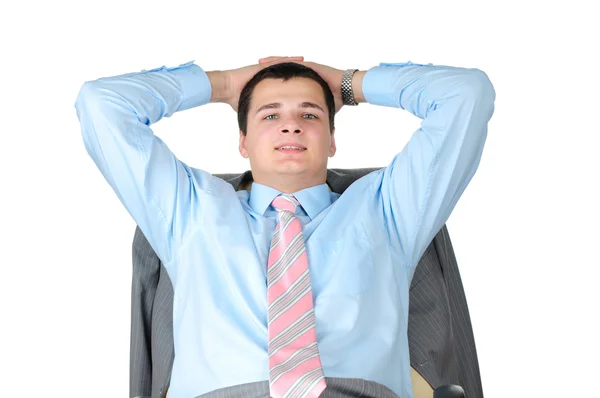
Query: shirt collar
[[249, 182, 332, 220]]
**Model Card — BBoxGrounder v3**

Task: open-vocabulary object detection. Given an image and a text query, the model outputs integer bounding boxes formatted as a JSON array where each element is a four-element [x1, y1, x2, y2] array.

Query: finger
[[259, 56, 304, 61], [258, 57, 277, 64], [259, 56, 304, 64], [266, 57, 304, 66], [259, 56, 283, 63]]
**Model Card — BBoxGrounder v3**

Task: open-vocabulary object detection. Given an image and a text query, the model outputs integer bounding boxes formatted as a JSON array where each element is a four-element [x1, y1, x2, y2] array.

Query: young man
[[75, 56, 495, 398]]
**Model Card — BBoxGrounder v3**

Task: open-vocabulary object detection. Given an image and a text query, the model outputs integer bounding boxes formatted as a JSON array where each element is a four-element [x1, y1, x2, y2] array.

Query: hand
[[299, 61, 345, 113], [258, 58, 345, 113], [216, 56, 304, 112]]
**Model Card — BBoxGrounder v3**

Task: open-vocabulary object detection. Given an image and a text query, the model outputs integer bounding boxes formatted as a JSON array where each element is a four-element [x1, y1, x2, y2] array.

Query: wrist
[[352, 71, 366, 103], [206, 71, 230, 103]]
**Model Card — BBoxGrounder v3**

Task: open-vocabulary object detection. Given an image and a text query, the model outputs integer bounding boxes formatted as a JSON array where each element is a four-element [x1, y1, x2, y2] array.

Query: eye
[[303, 114, 318, 119], [264, 114, 278, 120]]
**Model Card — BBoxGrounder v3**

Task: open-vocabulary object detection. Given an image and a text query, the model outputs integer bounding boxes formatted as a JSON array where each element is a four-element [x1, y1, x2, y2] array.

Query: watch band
[[341, 69, 359, 106]]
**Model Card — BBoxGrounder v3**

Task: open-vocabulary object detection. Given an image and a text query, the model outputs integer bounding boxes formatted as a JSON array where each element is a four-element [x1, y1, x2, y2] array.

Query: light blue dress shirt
[[74, 59, 495, 398]]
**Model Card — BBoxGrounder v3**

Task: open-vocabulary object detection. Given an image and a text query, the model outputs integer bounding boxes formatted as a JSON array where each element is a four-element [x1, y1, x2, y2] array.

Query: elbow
[[74, 80, 130, 122], [74, 81, 103, 117], [461, 69, 496, 121], [75, 79, 125, 110], [468, 69, 496, 104]]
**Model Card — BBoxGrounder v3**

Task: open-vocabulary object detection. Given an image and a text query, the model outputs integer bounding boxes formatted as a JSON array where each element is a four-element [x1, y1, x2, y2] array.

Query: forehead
[[250, 77, 326, 108]]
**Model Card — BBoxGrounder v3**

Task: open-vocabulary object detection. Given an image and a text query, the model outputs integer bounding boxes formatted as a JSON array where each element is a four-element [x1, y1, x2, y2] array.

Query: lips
[[276, 146, 306, 151], [275, 143, 307, 151]]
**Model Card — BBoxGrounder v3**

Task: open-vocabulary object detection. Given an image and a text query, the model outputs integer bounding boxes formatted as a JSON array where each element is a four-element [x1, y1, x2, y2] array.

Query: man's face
[[239, 77, 336, 185]]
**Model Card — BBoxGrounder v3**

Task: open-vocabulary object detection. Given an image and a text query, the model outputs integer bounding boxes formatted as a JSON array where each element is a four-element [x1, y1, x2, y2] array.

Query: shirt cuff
[[162, 60, 212, 112], [362, 61, 432, 109]]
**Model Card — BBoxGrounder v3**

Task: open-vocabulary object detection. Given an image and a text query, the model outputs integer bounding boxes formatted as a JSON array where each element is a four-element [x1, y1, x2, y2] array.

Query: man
[[75, 56, 495, 398]]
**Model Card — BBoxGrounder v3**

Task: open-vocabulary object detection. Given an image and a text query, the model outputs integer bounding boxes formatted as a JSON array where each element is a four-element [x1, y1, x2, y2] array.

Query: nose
[[280, 127, 302, 134], [280, 115, 303, 134]]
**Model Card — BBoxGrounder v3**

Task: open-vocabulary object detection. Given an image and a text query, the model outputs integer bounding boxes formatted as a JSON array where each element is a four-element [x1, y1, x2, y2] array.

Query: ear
[[328, 128, 337, 157], [239, 130, 249, 158]]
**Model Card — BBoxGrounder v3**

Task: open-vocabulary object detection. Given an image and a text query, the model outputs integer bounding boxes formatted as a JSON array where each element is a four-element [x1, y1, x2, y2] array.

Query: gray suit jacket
[[129, 168, 483, 398]]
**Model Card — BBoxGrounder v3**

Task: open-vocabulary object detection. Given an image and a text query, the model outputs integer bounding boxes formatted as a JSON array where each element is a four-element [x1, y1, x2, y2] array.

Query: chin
[[276, 167, 306, 174], [273, 163, 309, 174]]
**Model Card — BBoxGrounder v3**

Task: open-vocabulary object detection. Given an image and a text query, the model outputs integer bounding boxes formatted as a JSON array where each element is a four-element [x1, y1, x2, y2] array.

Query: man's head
[[237, 62, 336, 193]]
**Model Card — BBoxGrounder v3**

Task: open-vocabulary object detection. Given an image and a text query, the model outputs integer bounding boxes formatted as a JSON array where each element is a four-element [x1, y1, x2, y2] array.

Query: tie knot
[[271, 195, 300, 214]]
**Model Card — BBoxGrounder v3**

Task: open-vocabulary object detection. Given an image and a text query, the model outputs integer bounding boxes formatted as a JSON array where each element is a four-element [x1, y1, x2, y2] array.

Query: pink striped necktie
[[267, 195, 326, 398]]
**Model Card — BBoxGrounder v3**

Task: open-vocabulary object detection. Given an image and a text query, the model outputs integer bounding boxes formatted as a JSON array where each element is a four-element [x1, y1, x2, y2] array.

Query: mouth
[[275, 145, 307, 152]]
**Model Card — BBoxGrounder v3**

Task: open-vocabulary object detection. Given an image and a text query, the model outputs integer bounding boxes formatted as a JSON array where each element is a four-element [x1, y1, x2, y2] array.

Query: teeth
[[278, 146, 305, 150]]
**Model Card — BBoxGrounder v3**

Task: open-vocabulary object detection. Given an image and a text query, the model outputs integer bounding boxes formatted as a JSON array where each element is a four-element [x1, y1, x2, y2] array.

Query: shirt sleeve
[[74, 61, 213, 266], [362, 61, 496, 270]]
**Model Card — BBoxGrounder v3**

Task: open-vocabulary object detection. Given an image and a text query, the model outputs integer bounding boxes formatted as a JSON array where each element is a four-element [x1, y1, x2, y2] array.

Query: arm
[[74, 57, 304, 266], [361, 61, 495, 270], [297, 59, 494, 269], [74, 61, 214, 265]]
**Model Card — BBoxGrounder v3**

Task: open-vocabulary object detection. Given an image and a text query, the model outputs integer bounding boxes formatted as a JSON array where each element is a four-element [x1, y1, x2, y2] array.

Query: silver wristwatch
[[341, 69, 359, 106]]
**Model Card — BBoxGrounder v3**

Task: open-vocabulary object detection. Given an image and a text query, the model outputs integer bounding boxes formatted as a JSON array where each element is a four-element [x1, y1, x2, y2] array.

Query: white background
[[1, 0, 599, 396]]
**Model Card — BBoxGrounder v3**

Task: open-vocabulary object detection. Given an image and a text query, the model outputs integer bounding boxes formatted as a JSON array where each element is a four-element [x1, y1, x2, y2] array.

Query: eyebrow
[[255, 102, 325, 115]]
